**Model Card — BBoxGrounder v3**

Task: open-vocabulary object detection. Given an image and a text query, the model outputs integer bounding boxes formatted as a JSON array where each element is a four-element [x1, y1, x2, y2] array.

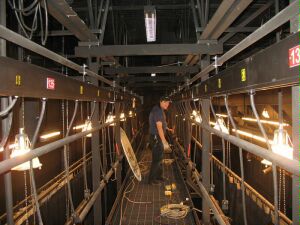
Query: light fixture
[[216, 113, 228, 118], [144, 6, 156, 42], [73, 124, 86, 130], [151, 73, 156, 77], [242, 117, 289, 127], [213, 117, 229, 134], [262, 108, 270, 119], [10, 128, 42, 171], [262, 124, 293, 166], [40, 131, 61, 140], [106, 113, 116, 126], [191, 110, 202, 125], [0, 143, 18, 152], [82, 117, 92, 137], [128, 110, 133, 118], [120, 112, 126, 122]]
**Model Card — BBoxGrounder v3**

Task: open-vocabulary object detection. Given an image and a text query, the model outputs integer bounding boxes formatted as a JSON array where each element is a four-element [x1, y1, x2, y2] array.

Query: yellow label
[[97, 90, 100, 97], [16, 75, 21, 86], [80, 85, 84, 95], [218, 78, 222, 89], [205, 84, 207, 93], [241, 68, 246, 82]]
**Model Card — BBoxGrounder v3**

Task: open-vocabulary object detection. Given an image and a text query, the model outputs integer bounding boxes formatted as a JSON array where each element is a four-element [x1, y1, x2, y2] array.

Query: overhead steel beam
[[121, 76, 185, 83], [104, 66, 200, 75], [41, 29, 101, 37], [0, 56, 130, 102], [173, 32, 299, 99], [46, 0, 98, 42], [220, 1, 273, 43], [196, 26, 259, 33], [75, 43, 223, 57], [187, 2, 299, 85], [126, 83, 177, 88]]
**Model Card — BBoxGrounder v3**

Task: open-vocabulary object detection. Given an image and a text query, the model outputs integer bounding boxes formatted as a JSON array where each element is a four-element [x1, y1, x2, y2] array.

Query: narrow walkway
[[110, 150, 198, 225]]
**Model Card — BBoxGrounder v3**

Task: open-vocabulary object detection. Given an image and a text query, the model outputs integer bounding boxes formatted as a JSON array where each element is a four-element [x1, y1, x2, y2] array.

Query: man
[[148, 96, 173, 185]]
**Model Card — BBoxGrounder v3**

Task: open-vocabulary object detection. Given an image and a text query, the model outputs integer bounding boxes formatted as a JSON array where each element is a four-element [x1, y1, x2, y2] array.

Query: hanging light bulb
[[213, 117, 229, 134], [262, 108, 270, 119], [106, 113, 116, 126], [128, 110, 133, 118], [261, 124, 293, 166], [120, 112, 126, 122], [191, 110, 202, 125], [10, 128, 42, 171], [82, 117, 92, 137]]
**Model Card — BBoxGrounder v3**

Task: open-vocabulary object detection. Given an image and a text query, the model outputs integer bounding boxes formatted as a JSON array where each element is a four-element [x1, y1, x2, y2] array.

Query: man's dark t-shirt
[[149, 105, 167, 135]]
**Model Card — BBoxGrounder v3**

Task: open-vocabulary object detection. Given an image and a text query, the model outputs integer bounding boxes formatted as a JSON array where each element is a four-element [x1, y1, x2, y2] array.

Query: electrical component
[[10, 128, 42, 171], [213, 117, 229, 134], [82, 117, 92, 137], [262, 108, 270, 118]]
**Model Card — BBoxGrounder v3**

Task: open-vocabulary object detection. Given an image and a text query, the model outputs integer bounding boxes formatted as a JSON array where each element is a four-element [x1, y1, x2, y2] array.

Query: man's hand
[[162, 140, 171, 151], [167, 127, 175, 134]]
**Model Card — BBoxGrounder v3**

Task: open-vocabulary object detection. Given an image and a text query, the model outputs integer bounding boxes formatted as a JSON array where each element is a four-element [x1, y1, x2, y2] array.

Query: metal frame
[[75, 43, 223, 57], [173, 32, 299, 100], [0, 57, 133, 102]]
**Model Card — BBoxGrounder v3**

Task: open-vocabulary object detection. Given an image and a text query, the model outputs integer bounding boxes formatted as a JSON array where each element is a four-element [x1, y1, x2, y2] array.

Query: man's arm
[[156, 121, 167, 143]]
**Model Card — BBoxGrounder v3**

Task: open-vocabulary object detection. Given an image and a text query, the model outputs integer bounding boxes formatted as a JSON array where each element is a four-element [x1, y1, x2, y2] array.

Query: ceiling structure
[[5, 0, 289, 96]]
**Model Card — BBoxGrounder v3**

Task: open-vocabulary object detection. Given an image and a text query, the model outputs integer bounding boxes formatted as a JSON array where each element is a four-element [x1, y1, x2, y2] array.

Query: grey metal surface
[[0, 56, 129, 102], [104, 66, 200, 75], [75, 43, 223, 57], [46, 0, 98, 41], [99, 0, 110, 44]]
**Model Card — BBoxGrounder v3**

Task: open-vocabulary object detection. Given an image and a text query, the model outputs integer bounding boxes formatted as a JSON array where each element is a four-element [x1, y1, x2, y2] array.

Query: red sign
[[46, 77, 55, 90], [289, 45, 300, 68]]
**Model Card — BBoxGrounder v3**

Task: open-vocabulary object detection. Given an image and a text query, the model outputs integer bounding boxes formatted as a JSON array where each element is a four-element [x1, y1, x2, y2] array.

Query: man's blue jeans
[[148, 135, 163, 183]]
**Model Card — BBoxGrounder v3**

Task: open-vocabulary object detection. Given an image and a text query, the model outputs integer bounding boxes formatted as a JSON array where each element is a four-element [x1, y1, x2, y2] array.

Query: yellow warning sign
[[241, 68, 246, 82], [16, 75, 21, 86]]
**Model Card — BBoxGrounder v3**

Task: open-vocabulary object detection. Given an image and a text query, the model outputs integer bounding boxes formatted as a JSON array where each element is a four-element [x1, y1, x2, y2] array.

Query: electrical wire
[[29, 99, 47, 225], [249, 90, 279, 225], [210, 97, 227, 203], [63, 100, 79, 220], [224, 95, 248, 225], [0, 96, 18, 117]]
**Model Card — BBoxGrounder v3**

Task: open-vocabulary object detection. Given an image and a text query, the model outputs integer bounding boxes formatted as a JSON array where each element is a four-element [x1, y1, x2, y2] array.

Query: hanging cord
[[224, 95, 248, 225], [0, 96, 18, 117], [210, 97, 227, 204], [0, 97, 15, 150], [249, 90, 279, 225], [63, 100, 79, 220], [28, 99, 46, 225]]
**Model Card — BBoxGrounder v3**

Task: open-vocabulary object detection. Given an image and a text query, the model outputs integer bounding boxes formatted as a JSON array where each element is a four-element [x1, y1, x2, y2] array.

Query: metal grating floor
[[110, 150, 197, 225]]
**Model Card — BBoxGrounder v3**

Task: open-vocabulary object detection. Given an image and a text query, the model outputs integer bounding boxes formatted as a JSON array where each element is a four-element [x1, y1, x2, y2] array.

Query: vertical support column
[[184, 101, 192, 180], [88, 58, 101, 225], [114, 102, 122, 191], [291, 86, 299, 225], [290, 3, 300, 224], [1, 2, 14, 225], [99, 0, 110, 44], [201, 99, 211, 225], [201, 56, 211, 225]]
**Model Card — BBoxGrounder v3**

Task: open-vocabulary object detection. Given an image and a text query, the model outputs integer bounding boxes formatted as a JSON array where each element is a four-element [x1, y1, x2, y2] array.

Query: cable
[[63, 100, 78, 220], [0, 96, 18, 117], [249, 90, 279, 225], [224, 95, 248, 225], [29, 99, 47, 225]]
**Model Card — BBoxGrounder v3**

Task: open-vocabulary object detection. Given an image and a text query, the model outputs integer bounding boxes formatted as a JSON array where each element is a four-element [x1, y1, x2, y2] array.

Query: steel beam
[[0, 57, 129, 102], [174, 32, 299, 99], [121, 76, 185, 83], [104, 66, 200, 75], [99, 0, 110, 44], [75, 43, 223, 57], [187, 2, 299, 85], [46, 0, 98, 41], [220, 1, 273, 43]]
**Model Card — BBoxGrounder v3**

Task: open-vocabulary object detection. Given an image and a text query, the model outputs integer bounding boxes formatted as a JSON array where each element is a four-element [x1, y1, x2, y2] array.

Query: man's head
[[160, 96, 171, 110]]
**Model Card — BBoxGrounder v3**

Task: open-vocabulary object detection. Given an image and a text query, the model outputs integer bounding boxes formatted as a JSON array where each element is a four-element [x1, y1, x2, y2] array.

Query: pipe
[[77, 157, 123, 222], [224, 96, 248, 225], [175, 140, 229, 225], [0, 98, 14, 150], [190, 119, 299, 176]]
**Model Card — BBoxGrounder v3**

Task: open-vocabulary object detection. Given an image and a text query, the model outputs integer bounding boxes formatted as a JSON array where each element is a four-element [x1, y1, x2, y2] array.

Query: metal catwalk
[[107, 150, 199, 225]]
